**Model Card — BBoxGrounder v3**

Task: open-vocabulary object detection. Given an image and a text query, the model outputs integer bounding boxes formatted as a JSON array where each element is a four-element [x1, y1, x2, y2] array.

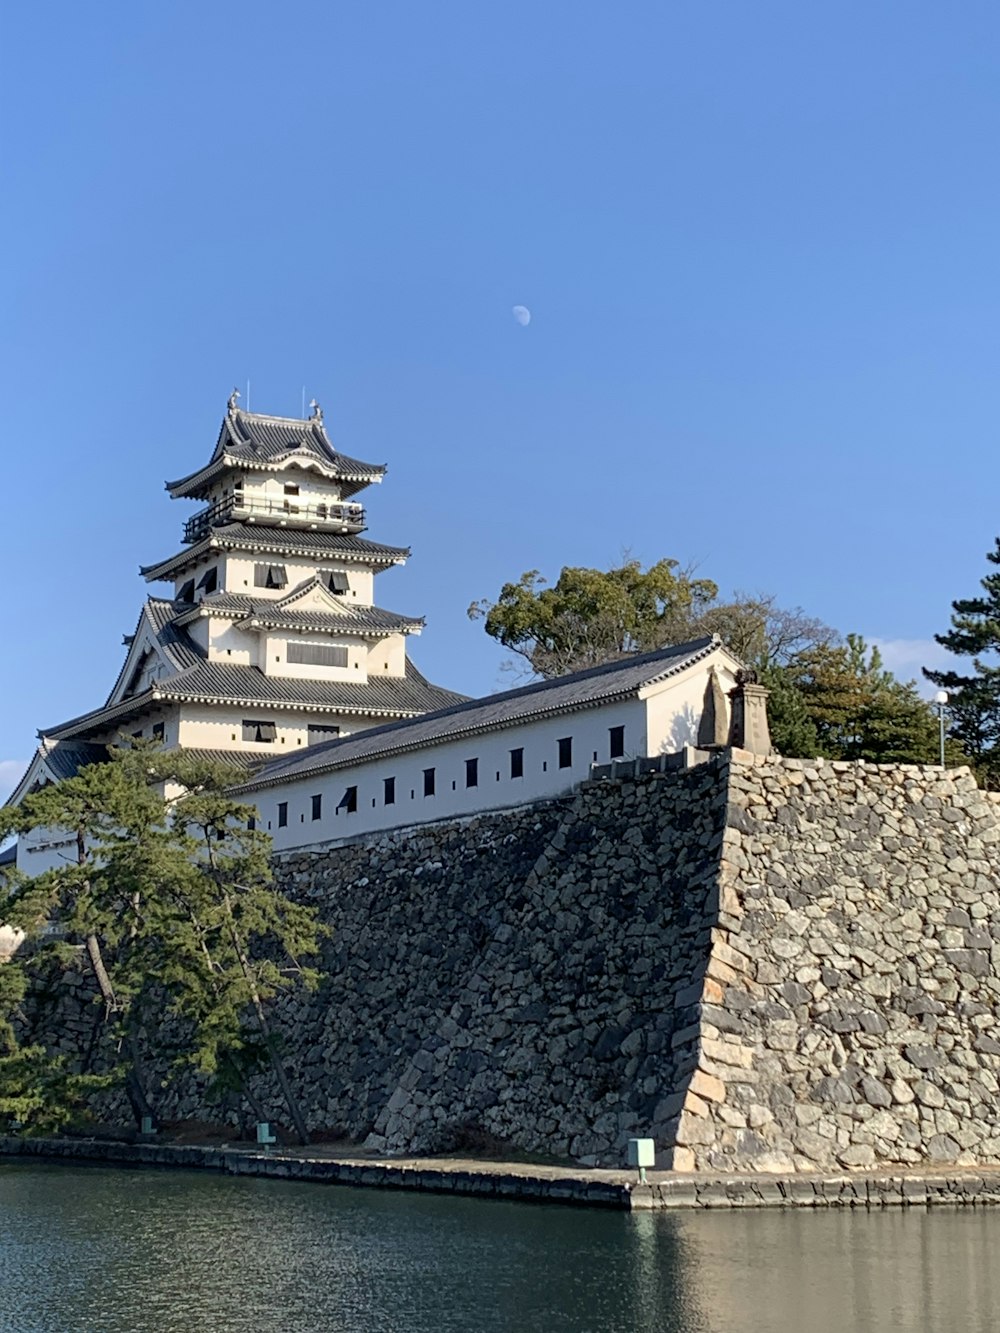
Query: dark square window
[[609, 725, 625, 759], [322, 570, 350, 594], [423, 767, 435, 797], [311, 794, 322, 821], [247, 816, 256, 831], [177, 578, 195, 604], [196, 566, 218, 594], [284, 483, 300, 496], [465, 758, 478, 788], [510, 747, 524, 779], [337, 786, 358, 814], [277, 802, 288, 828], [152, 722, 165, 741], [384, 776, 396, 805], [254, 563, 287, 589], [558, 737, 573, 769]]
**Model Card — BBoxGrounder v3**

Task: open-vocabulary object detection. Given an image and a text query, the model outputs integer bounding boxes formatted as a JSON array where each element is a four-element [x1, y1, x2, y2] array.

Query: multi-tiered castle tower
[[13, 393, 465, 797]]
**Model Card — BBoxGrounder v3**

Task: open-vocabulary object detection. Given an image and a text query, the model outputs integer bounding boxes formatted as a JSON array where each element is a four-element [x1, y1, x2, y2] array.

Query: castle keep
[[9, 394, 464, 873]]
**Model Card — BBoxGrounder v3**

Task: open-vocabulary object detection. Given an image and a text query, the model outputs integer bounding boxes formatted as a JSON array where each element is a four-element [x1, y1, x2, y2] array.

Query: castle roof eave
[[42, 660, 466, 742], [165, 452, 387, 499], [141, 526, 411, 583]]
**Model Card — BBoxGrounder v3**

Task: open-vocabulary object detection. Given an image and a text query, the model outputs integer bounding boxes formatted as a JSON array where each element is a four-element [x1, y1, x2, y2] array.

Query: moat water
[[1, 1164, 998, 1332]]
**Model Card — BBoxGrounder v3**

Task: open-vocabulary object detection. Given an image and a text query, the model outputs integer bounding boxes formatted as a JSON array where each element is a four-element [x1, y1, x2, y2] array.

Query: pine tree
[[0, 747, 325, 1139], [925, 537, 1000, 786], [785, 635, 941, 763]]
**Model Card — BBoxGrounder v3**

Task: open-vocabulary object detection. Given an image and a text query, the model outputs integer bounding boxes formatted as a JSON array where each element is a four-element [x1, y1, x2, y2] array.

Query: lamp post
[[934, 690, 949, 769]]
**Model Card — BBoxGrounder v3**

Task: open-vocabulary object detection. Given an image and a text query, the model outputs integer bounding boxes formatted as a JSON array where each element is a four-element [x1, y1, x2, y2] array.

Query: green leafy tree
[[0, 746, 325, 1140], [925, 537, 1000, 786], [0, 861, 108, 1132], [470, 561, 836, 680], [147, 752, 325, 1145], [0, 751, 172, 1124], [468, 560, 720, 678]]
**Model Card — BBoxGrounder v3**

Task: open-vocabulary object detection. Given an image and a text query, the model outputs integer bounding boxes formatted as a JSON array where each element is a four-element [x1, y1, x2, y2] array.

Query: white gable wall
[[643, 662, 739, 755]]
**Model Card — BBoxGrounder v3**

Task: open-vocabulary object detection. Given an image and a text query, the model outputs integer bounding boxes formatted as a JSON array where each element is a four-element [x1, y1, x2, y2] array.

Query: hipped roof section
[[165, 401, 386, 501]]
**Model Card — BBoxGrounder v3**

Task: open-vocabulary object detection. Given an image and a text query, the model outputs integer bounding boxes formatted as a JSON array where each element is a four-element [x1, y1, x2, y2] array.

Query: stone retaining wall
[[670, 755, 1000, 1174], [16, 752, 1000, 1175]]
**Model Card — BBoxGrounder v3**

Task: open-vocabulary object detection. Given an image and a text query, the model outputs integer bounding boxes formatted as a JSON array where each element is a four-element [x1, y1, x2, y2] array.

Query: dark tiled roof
[[183, 592, 423, 636], [237, 637, 727, 792], [242, 607, 421, 635], [45, 658, 469, 740], [166, 405, 385, 497], [42, 740, 109, 781], [141, 526, 409, 583]]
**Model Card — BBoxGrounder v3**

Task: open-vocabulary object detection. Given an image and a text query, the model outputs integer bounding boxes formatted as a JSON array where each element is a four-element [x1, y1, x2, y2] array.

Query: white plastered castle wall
[[176, 703, 366, 752], [249, 695, 652, 851]]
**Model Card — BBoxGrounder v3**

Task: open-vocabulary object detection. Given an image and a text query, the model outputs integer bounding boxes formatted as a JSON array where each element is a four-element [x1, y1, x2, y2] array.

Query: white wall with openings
[[249, 697, 649, 850]]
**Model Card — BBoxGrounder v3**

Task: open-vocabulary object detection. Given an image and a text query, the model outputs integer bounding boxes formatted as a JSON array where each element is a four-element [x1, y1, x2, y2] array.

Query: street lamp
[[934, 690, 949, 769]]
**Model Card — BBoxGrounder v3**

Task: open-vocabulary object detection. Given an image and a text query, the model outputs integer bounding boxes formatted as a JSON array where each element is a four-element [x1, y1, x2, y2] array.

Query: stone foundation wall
[[668, 755, 1000, 1173], [17, 753, 1000, 1173]]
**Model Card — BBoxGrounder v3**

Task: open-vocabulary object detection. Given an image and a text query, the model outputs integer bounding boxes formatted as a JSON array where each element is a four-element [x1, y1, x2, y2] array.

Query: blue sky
[[1, 1, 997, 799]]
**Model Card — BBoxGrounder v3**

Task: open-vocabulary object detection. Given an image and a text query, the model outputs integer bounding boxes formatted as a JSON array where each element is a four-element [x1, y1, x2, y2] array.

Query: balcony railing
[[184, 495, 366, 544]]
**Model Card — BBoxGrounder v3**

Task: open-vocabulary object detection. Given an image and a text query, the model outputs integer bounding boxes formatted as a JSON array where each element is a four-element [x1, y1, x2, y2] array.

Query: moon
[[512, 305, 531, 327]]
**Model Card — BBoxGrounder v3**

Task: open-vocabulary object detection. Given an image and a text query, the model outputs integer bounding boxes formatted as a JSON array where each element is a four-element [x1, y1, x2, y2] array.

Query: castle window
[[384, 776, 395, 805], [558, 737, 573, 769], [177, 579, 195, 604], [196, 566, 218, 595], [322, 570, 350, 595], [423, 767, 435, 797], [465, 758, 478, 789], [254, 563, 287, 589], [277, 802, 288, 828], [152, 722, 165, 741], [287, 643, 349, 668], [609, 725, 625, 759], [311, 794, 322, 821], [308, 724, 341, 745], [338, 786, 358, 814], [242, 720, 277, 743], [248, 816, 256, 831], [283, 483, 300, 496], [510, 747, 524, 779]]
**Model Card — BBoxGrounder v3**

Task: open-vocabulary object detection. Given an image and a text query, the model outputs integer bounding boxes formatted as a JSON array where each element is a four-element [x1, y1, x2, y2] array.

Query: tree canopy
[[468, 559, 832, 679], [0, 747, 325, 1140], [471, 558, 948, 766]]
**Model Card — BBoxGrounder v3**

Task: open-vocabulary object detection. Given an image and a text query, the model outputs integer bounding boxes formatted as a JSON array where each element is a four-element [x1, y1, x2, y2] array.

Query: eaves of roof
[[141, 527, 410, 583], [43, 661, 467, 740], [234, 637, 726, 794], [237, 609, 423, 637]]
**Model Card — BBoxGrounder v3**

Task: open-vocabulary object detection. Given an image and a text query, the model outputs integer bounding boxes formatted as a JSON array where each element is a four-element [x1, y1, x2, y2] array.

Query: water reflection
[[0, 1165, 998, 1332]]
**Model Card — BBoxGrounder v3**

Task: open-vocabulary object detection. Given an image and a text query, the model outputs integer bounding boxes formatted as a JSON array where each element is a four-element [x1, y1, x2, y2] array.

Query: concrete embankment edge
[[4, 1138, 1000, 1210]]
